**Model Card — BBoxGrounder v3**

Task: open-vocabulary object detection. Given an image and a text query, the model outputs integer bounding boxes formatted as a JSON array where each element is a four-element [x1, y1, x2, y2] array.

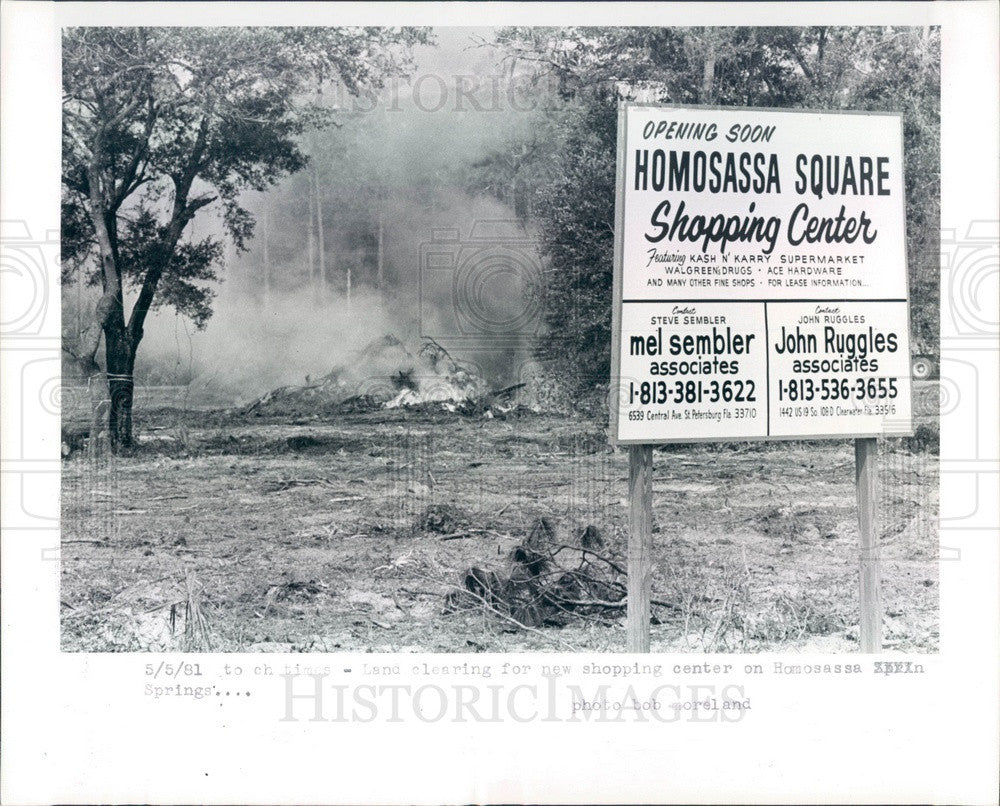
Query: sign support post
[[627, 444, 654, 653], [611, 104, 910, 653], [855, 437, 882, 652]]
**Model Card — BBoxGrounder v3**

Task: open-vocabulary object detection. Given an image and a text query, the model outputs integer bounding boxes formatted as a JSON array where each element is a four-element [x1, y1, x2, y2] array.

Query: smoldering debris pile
[[240, 334, 411, 416], [240, 335, 530, 418], [383, 340, 487, 410], [446, 518, 641, 628]]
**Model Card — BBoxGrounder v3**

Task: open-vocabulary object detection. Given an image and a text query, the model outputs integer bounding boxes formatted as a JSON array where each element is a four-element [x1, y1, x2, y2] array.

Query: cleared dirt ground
[[61, 406, 939, 653]]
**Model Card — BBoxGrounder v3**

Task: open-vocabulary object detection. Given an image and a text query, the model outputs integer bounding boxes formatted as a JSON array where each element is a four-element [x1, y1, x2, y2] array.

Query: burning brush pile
[[446, 518, 638, 629], [241, 335, 526, 418], [383, 340, 486, 410]]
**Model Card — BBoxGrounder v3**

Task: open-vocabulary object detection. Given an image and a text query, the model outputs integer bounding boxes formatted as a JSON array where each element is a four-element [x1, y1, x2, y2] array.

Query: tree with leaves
[[62, 26, 429, 449]]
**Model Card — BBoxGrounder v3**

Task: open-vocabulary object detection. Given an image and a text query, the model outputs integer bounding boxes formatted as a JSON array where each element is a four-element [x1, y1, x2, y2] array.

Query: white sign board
[[610, 104, 913, 443]]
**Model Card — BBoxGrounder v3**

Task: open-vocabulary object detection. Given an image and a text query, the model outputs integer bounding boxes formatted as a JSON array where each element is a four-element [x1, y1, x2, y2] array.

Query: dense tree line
[[475, 26, 940, 408]]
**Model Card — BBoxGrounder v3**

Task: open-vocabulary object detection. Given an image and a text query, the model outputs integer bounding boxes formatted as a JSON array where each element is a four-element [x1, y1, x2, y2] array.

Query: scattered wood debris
[[445, 518, 653, 628]]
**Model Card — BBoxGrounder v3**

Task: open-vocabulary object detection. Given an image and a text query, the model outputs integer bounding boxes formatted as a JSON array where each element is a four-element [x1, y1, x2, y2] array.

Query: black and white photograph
[[59, 23, 941, 654], [1, 2, 997, 804]]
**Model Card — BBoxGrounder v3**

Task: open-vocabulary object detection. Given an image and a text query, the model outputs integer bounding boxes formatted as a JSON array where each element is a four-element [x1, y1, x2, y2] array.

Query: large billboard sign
[[610, 104, 913, 443]]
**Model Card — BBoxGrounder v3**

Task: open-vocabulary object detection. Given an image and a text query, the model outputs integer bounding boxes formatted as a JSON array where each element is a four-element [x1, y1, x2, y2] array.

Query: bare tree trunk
[[104, 306, 135, 452], [262, 199, 271, 307], [86, 160, 136, 452], [326, 226, 336, 304], [76, 263, 83, 341], [313, 168, 326, 301], [307, 169, 317, 300], [376, 194, 385, 291], [701, 33, 717, 104]]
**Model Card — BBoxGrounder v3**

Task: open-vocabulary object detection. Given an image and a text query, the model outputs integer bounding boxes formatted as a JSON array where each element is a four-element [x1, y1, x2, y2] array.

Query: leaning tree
[[62, 26, 429, 450]]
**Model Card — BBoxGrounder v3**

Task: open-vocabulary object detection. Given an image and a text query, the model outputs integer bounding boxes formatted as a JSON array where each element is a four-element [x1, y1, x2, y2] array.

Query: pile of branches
[[236, 336, 533, 419], [446, 518, 639, 628]]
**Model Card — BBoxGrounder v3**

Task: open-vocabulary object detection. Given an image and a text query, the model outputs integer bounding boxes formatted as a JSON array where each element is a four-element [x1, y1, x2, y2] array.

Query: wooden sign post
[[855, 437, 882, 652], [610, 103, 911, 653], [627, 445, 654, 652]]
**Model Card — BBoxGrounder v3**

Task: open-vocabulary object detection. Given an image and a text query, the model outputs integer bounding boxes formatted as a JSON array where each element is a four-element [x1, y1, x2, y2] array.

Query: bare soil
[[61, 406, 939, 653]]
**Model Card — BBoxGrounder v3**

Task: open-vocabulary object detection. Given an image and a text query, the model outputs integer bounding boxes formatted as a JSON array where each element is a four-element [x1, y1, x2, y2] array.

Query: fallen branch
[[551, 543, 627, 576], [445, 581, 579, 651], [350, 611, 392, 630]]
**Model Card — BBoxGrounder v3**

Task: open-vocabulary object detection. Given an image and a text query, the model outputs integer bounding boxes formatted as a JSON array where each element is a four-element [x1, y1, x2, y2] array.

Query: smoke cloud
[[112, 28, 549, 405]]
